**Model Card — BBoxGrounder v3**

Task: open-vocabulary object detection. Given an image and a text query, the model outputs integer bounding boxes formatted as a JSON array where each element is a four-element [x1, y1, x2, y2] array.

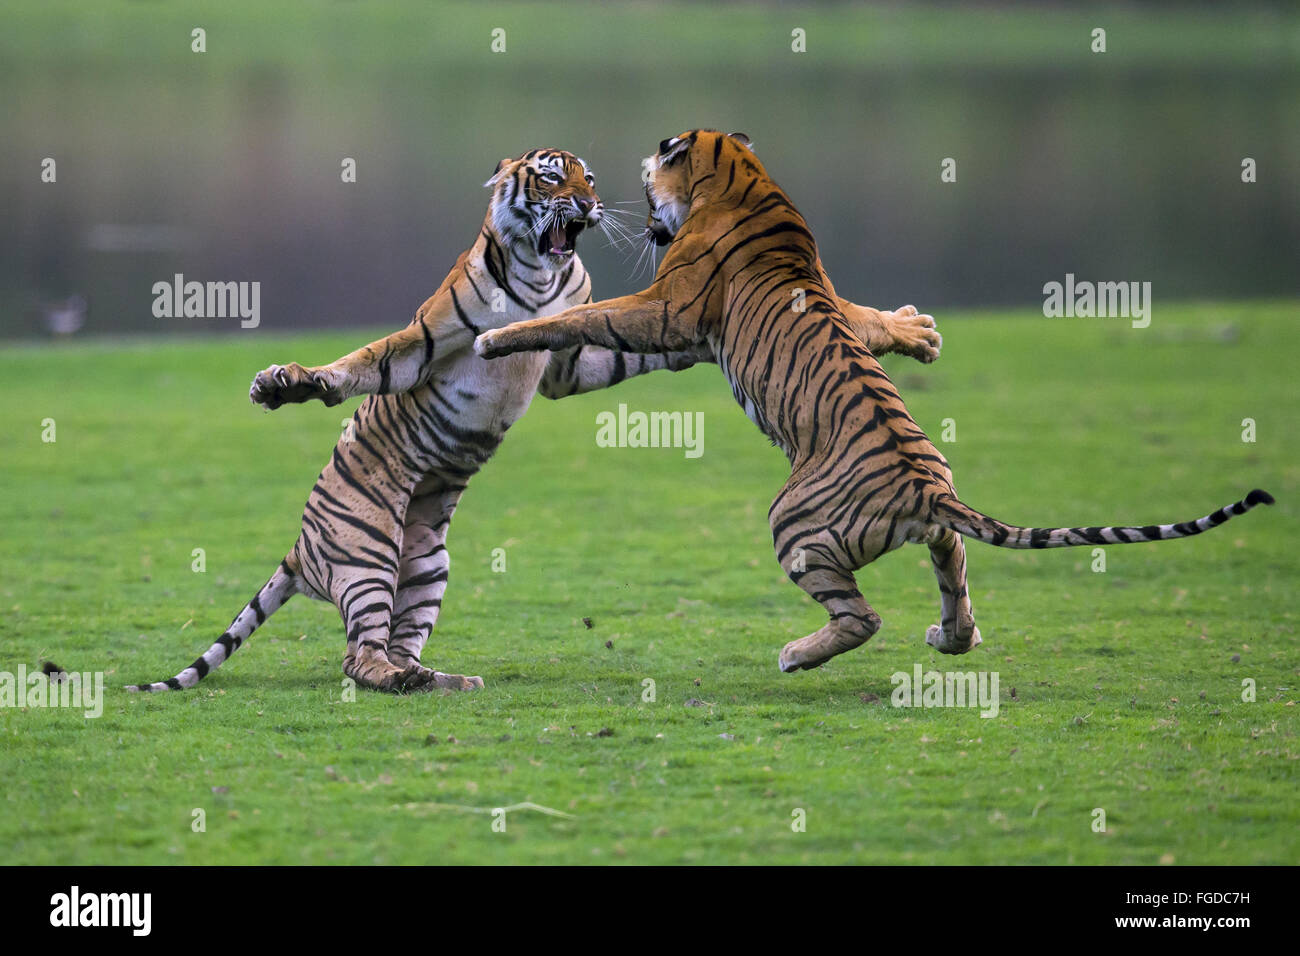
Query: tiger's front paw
[[250, 363, 345, 409], [473, 330, 510, 360], [889, 305, 942, 364]]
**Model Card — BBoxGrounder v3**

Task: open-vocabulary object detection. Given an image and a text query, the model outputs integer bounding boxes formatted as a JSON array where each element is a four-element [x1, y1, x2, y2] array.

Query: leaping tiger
[[128, 146, 943, 694], [473, 129, 1275, 673]]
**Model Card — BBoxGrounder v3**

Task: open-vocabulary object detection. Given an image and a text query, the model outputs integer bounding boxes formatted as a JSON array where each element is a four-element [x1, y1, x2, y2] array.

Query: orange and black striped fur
[[476, 130, 1274, 672], [128, 149, 713, 694]]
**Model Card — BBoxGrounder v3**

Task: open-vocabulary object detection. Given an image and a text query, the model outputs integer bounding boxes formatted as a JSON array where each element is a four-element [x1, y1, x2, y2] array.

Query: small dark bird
[[41, 660, 69, 683]]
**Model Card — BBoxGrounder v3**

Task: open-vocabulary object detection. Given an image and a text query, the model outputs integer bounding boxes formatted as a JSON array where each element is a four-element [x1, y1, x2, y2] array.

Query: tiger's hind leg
[[923, 528, 982, 655], [386, 481, 483, 692], [340, 607, 410, 693], [770, 475, 884, 672], [328, 525, 411, 693], [776, 558, 882, 673], [771, 509, 883, 672]]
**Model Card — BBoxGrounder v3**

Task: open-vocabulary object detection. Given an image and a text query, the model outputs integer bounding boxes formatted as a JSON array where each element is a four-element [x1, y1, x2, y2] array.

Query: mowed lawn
[[1, 302, 1296, 865]]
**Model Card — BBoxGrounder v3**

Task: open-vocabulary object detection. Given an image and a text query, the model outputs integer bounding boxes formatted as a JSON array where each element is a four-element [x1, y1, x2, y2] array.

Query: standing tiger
[[129, 146, 941, 694], [474, 129, 1274, 673]]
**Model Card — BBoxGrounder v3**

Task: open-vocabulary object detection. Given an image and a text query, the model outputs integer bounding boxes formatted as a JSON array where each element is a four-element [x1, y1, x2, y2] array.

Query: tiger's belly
[[389, 348, 549, 481]]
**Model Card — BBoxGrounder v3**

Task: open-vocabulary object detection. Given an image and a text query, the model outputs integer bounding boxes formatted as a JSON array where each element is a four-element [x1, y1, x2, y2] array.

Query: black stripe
[[450, 288, 479, 334], [421, 318, 435, 364], [398, 569, 449, 589]]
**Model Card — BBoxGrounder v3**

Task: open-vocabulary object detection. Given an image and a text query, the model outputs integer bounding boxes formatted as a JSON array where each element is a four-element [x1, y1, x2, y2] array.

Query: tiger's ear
[[659, 137, 692, 166], [484, 157, 514, 188], [727, 132, 753, 150]]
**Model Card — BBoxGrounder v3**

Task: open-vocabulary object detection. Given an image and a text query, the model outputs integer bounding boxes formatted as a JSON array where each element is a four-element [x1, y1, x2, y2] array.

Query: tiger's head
[[642, 130, 754, 246], [486, 149, 603, 270]]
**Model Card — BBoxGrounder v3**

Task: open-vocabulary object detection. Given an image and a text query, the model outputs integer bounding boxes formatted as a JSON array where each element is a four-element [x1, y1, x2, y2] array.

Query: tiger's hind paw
[[250, 363, 345, 409], [398, 664, 485, 693], [925, 623, 982, 655], [778, 639, 825, 673]]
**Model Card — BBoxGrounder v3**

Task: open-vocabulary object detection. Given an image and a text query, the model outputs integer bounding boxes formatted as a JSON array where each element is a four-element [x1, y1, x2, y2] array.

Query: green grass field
[[1, 302, 1297, 865]]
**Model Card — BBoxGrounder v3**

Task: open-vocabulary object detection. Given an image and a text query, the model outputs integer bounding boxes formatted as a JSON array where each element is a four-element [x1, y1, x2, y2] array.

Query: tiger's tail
[[934, 489, 1274, 550], [126, 558, 300, 692]]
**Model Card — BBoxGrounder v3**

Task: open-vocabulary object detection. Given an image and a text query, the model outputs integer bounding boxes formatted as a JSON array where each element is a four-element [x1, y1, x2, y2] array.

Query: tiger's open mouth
[[539, 218, 586, 260]]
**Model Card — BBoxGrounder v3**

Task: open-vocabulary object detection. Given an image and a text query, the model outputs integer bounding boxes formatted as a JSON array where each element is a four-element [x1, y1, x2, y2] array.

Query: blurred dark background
[[2, 0, 1297, 339]]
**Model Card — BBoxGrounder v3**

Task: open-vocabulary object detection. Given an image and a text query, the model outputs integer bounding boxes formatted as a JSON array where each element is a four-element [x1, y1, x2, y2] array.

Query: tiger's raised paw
[[889, 305, 942, 364], [250, 363, 345, 409], [473, 330, 507, 360]]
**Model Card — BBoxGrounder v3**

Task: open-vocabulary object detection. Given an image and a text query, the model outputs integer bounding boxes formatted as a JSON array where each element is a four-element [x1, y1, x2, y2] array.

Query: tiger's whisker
[[601, 217, 636, 244]]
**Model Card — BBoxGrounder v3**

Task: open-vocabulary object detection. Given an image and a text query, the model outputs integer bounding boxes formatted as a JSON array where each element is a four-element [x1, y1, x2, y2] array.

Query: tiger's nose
[[574, 197, 595, 216]]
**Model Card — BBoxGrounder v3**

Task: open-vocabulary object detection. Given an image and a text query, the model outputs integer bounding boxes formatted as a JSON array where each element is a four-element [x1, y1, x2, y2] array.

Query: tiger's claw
[[250, 363, 345, 409], [889, 305, 942, 364]]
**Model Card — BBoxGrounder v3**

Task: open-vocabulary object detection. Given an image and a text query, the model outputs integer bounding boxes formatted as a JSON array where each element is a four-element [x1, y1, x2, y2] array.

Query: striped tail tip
[[1245, 489, 1275, 507], [123, 562, 297, 696]]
